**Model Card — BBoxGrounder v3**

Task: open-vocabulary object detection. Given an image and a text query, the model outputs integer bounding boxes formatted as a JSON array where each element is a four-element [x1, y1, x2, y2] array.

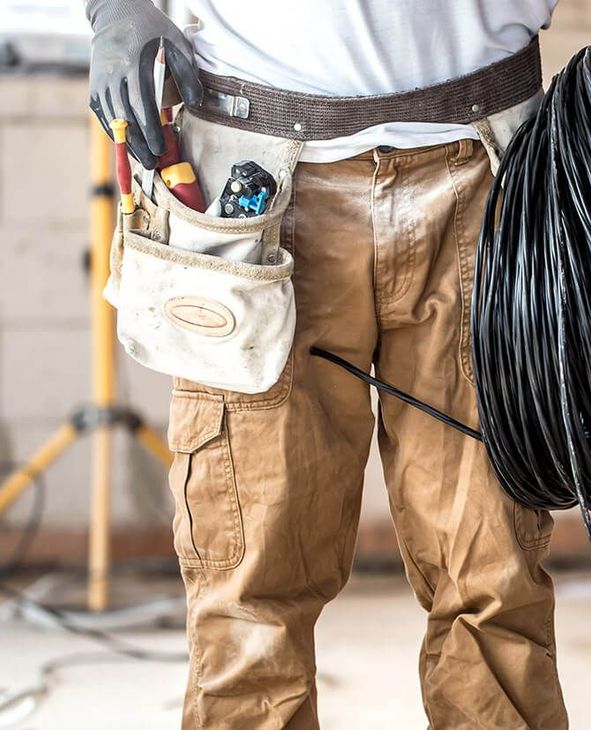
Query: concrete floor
[[0, 569, 590, 729]]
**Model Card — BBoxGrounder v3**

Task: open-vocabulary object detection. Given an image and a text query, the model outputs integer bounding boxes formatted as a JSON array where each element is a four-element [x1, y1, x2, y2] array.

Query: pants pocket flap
[[168, 391, 225, 453]]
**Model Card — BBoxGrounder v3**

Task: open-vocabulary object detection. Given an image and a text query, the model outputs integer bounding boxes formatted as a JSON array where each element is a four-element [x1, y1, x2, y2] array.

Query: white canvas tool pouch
[[104, 110, 303, 394]]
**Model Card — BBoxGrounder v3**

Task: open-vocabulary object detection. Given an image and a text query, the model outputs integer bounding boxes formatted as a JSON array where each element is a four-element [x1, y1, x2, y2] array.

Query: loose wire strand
[[309, 347, 482, 441]]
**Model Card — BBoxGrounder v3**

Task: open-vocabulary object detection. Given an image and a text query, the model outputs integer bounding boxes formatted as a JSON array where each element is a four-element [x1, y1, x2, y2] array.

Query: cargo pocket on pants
[[167, 390, 245, 569], [513, 502, 554, 551]]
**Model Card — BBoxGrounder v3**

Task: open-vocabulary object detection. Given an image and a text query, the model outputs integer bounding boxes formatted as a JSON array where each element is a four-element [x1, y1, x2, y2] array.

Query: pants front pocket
[[168, 390, 245, 569]]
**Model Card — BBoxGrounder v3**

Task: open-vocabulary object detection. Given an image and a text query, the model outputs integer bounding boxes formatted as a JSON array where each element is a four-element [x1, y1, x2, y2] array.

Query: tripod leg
[[87, 116, 116, 612], [0, 423, 78, 513], [88, 426, 112, 612], [135, 424, 173, 468]]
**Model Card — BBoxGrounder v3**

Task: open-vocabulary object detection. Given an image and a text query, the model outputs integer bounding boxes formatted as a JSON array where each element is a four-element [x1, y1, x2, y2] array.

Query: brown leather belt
[[194, 35, 542, 141]]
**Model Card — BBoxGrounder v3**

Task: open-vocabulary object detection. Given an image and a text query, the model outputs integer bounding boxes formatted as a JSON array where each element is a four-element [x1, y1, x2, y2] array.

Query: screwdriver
[[158, 107, 206, 212], [109, 119, 135, 214]]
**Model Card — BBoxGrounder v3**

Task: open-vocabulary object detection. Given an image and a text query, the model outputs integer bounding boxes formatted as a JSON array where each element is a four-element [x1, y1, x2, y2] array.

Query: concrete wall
[[0, 1, 589, 558]]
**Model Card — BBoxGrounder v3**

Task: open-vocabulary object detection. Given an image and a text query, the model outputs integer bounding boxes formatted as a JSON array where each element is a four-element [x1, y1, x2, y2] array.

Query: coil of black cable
[[472, 46, 591, 539]]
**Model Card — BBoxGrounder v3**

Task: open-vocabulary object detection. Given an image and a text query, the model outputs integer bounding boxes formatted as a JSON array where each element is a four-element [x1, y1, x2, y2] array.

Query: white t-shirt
[[185, 1, 557, 162]]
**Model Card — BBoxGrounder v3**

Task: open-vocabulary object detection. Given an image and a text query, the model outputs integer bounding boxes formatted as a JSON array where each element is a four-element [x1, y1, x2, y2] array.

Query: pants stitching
[[186, 569, 206, 730], [444, 147, 476, 387], [372, 159, 417, 309], [370, 152, 380, 294]]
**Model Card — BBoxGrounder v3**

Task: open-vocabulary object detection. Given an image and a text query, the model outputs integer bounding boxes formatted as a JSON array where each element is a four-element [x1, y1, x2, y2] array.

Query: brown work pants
[[168, 139, 568, 729]]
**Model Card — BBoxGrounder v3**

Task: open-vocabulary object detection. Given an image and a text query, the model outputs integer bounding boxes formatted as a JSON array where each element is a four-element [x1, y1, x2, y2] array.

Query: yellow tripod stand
[[0, 117, 172, 612]]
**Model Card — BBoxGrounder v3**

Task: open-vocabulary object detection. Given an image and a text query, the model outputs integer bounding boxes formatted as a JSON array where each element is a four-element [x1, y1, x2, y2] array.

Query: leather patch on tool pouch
[[164, 296, 236, 337]]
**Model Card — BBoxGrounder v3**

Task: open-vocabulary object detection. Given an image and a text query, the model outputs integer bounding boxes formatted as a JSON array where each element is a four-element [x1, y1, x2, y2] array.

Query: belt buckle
[[204, 88, 250, 119]]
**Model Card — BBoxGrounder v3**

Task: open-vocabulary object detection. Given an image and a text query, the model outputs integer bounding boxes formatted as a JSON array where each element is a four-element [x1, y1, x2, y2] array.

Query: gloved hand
[[86, 0, 203, 169]]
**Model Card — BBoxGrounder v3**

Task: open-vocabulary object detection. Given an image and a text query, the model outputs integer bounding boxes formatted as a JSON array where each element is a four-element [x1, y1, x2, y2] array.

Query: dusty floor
[[0, 569, 590, 729]]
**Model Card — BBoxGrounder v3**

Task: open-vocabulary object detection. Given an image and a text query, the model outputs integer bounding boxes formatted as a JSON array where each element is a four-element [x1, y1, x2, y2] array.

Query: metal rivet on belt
[[267, 252, 276, 264], [235, 97, 250, 118], [471, 103, 481, 113], [293, 122, 303, 132]]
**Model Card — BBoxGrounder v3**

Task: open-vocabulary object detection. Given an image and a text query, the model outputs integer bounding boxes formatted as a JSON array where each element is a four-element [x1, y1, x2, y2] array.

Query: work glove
[[86, 0, 203, 169]]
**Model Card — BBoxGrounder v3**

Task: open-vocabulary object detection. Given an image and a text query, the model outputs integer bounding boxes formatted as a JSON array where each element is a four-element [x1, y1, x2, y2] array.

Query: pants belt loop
[[451, 138, 474, 166]]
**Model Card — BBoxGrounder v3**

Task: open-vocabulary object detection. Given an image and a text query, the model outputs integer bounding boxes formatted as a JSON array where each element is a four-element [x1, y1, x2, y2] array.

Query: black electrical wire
[[311, 47, 591, 540], [472, 47, 591, 538], [310, 347, 482, 441]]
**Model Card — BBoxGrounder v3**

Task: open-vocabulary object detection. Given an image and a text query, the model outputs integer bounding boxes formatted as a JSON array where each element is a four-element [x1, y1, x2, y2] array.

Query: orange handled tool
[[109, 119, 135, 214], [157, 107, 206, 213]]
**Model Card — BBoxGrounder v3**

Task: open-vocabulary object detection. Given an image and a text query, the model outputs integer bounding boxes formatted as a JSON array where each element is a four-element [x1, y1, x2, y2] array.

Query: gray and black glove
[[86, 0, 203, 169]]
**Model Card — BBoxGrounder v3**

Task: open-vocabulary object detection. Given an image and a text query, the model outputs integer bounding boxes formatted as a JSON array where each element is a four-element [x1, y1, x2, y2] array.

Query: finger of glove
[[99, 86, 115, 125], [102, 83, 156, 169], [165, 42, 203, 111], [129, 48, 166, 158], [89, 95, 114, 141], [121, 79, 158, 169]]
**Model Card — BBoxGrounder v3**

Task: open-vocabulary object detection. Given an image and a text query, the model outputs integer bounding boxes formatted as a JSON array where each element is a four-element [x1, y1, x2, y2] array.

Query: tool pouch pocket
[[104, 111, 303, 394]]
